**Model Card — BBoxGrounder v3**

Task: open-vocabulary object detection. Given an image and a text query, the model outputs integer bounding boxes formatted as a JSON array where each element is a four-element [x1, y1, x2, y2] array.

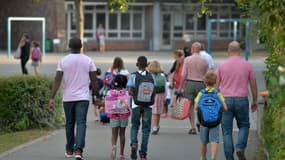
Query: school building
[[0, 0, 253, 52]]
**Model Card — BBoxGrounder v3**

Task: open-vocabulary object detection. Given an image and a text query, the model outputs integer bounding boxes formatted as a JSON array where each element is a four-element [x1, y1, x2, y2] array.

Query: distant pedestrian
[[31, 41, 42, 75], [48, 37, 101, 160], [178, 42, 209, 135], [91, 68, 104, 122], [183, 46, 191, 57], [148, 60, 167, 135], [167, 49, 185, 90], [96, 23, 105, 52], [194, 71, 227, 160], [217, 41, 257, 160], [127, 56, 155, 160], [18, 33, 31, 74], [200, 43, 215, 69], [108, 75, 130, 160]]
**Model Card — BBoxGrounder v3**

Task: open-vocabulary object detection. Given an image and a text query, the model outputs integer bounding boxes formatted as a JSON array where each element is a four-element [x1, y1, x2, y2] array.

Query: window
[[84, 13, 93, 30], [133, 13, 142, 30], [197, 15, 206, 30], [121, 13, 130, 30], [185, 14, 194, 30], [109, 13, 117, 29]]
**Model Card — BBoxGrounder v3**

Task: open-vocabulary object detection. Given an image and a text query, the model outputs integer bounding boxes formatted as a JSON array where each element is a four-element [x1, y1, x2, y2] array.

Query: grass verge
[[0, 129, 52, 153]]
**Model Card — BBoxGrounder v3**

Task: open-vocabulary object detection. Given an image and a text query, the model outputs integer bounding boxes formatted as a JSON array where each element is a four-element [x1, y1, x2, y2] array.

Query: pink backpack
[[31, 48, 41, 61]]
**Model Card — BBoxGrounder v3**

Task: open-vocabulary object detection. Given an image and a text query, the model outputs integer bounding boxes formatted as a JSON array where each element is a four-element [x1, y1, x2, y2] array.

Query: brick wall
[[174, 40, 232, 51], [84, 40, 149, 51], [0, 0, 66, 51]]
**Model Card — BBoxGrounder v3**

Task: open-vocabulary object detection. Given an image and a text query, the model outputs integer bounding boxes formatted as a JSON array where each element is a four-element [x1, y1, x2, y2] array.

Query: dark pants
[[21, 58, 29, 74], [63, 100, 89, 152]]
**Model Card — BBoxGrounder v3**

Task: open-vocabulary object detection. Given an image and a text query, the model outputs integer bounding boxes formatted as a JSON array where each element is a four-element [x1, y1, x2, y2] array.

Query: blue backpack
[[197, 89, 222, 128]]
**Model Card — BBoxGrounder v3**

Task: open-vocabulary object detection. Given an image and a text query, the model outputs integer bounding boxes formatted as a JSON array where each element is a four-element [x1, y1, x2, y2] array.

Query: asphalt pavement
[[0, 50, 267, 160]]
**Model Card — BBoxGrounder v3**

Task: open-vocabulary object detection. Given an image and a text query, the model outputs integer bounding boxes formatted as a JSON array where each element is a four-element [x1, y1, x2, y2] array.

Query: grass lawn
[[0, 129, 52, 153]]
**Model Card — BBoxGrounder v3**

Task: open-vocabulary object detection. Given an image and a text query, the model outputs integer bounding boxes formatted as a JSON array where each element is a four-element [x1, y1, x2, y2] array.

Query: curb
[[0, 129, 63, 160]]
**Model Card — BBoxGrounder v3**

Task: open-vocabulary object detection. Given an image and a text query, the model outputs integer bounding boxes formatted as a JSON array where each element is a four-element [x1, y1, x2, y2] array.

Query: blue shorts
[[199, 125, 220, 144], [110, 118, 128, 128]]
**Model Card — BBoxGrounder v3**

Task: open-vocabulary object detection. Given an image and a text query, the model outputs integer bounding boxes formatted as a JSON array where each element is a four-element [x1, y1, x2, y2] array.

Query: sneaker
[[65, 151, 74, 158], [130, 144, 137, 159], [119, 154, 126, 160], [188, 128, 197, 135], [111, 146, 116, 160], [75, 151, 83, 160], [152, 126, 160, 135], [236, 150, 246, 160]]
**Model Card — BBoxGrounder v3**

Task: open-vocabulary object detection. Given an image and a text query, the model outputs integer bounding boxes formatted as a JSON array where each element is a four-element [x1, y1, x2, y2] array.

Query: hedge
[[0, 75, 64, 132]]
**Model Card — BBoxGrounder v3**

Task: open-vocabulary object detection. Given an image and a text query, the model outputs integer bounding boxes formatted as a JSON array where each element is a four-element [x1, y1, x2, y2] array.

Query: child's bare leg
[[201, 144, 207, 159], [93, 105, 99, 121], [211, 142, 218, 159], [119, 127, 126, 156], [34, 66, 39, 75], [152, 114, 158, 128], [112, 127, 119, 146]]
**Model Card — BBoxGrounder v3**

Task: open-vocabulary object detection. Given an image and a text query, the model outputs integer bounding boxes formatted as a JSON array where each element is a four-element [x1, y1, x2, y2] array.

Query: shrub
[[0, 75, 64, 132]]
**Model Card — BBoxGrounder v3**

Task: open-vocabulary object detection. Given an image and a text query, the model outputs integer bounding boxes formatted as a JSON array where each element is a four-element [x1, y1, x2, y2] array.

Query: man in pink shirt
[[217, 41, 257, 160], [49, 38, 100, 160], [178, 42, 208, 134]]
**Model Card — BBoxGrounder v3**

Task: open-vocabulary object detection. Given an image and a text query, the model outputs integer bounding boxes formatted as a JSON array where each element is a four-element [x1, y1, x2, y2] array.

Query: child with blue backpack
[[194, 71, 227, 160]]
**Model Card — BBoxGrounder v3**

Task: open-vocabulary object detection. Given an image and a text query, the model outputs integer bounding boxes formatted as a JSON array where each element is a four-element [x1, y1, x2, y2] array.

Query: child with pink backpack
[[105, 74, 130, 160], [31, 41, 42, 75]]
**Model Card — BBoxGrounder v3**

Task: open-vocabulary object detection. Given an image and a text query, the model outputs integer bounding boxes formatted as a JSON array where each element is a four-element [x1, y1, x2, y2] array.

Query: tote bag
[[169, 94, 191, 120], [14, 47, 21, 59]]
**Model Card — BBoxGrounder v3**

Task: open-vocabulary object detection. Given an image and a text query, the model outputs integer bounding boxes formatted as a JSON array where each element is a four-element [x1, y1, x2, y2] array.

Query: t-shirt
[[108, 68, 129, 76], [57, 53, 96, 102], [217, 56, 256, 97]]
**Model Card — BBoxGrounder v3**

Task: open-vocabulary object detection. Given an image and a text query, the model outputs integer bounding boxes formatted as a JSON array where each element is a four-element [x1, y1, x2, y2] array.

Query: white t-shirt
[[57, 53, 96, 102], [108, 68, 129, 76]]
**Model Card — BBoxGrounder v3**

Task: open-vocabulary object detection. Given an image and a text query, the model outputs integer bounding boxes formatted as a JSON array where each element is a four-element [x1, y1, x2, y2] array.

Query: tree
[[74, 0, 84, 51]]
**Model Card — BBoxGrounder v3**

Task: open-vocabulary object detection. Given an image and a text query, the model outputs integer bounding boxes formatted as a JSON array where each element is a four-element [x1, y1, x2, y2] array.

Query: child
[[31, 41, 42, 75], [161, 74, 171, 118], [91, 68, 104, 122], [107, 74, 130, 160], [147, 60, 167, 135], [127, 56, 155, 160], [194, 71, 227, 160]]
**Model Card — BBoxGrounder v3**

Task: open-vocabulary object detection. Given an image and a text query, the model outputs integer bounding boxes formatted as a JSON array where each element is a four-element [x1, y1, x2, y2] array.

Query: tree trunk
[[75, 0, 84, 52]]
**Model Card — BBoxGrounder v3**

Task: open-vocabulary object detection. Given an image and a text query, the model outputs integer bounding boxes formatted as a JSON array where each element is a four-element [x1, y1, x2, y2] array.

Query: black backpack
[[133, 71, 155, 106]]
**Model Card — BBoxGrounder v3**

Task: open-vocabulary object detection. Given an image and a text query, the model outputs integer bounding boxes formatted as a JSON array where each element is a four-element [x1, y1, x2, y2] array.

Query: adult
[[217, 41, 257, 160], [200, 43, 215, 69], [178, 42, 209, 134], [167, 49, 185, 90], [183, 46, 191, 57], [48, 37, 100, 160], [18, 33, 31, 74], [96, 23, 105, 52]]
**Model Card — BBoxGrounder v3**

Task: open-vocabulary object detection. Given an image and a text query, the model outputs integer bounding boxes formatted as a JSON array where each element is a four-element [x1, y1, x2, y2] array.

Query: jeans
[[222, 97, 250, 160], [130, 106, 152, 157], [63, 100, 89, 152]]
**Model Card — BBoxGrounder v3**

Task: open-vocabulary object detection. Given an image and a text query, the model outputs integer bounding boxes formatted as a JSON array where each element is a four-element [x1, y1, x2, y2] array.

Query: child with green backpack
[[194, 71, 227, 160], [148, 60, 167, 135]]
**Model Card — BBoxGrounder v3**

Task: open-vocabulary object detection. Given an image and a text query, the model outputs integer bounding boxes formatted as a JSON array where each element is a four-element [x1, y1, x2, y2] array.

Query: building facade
[[0, 0, 245, 52]]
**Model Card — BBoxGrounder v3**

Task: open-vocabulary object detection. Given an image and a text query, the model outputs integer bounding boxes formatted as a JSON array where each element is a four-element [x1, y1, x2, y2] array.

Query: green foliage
[[236, 0, 285, 159], [107, 0, 134, 12], [0, 75, 64, 133]]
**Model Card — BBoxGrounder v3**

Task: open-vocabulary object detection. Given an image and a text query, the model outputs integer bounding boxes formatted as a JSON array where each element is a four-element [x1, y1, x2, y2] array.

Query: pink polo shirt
[[182, 53, 208, 81], [57, 53, 96, 102], [217, 56, 255, 97]]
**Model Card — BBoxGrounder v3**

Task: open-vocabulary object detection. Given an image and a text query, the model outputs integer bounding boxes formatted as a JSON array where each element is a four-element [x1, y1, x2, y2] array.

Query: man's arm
[[250, 78, 258, 112], [49, 71, 63, 112]]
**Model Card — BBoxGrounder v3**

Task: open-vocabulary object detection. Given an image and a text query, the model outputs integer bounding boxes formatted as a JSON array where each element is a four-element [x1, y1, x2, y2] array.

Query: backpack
[[103, 68, 115, 88], [197, 89, 222, 128], [133, 71, 155, 106], [31, 48, 41, 61], [154, 73, 166, 93]]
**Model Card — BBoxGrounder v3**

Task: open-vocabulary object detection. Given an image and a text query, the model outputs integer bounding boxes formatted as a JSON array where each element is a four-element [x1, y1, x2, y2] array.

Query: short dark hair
[[96, 68, 101, 76], [69, 37, 82, 51], [183, 47, 191, 57], [137, 56, 148, 68]]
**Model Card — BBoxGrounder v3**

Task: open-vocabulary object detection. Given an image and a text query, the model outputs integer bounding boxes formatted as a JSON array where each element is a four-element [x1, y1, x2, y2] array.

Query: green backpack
[[154, 73, 166, 93]]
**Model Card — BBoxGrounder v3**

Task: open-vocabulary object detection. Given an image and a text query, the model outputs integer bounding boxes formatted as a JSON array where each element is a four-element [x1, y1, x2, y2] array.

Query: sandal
[[119, 154, 125, 160], [188, 128, 197, 135]]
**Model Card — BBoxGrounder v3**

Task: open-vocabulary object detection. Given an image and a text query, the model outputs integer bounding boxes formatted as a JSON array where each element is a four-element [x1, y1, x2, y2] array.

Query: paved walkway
[[0, 50, 267, 160]]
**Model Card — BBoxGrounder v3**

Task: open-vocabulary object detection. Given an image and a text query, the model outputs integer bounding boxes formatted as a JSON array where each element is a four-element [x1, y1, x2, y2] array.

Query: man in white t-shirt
[[49, 37, 100, 160]]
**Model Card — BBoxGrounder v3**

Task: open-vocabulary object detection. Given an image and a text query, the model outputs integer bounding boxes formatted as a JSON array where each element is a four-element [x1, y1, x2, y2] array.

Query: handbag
[[169, 93, 191, 120], [14, 47, 21, 59]]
